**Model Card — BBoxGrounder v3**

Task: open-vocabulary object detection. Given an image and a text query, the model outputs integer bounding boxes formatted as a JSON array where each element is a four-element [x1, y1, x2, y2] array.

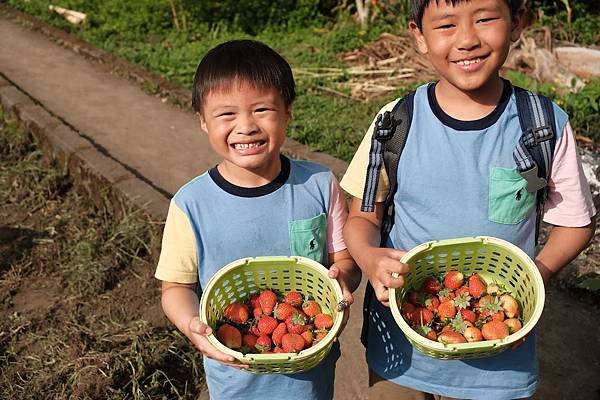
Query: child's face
[[199, 81, 291, 181], [410, 0, 523, 93]]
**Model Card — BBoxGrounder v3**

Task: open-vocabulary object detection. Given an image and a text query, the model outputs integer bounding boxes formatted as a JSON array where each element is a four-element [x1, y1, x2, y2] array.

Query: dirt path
[[1, 10, 598, 400]]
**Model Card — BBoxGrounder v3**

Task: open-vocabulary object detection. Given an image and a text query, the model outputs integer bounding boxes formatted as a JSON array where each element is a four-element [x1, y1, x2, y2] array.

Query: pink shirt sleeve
[[543, 121, 597, 226], [327, 174, 349, 254]]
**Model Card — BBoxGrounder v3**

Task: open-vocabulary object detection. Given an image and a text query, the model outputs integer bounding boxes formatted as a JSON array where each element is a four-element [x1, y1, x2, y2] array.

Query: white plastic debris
[[48, 5, 87, 25]]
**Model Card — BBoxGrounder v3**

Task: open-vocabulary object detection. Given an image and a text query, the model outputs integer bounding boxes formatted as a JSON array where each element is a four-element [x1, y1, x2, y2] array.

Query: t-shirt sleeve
[[327, 174, 348, 254], [339, 101, 397, 200], [543, 121, 597, 226], [154, 200, 199, 283]]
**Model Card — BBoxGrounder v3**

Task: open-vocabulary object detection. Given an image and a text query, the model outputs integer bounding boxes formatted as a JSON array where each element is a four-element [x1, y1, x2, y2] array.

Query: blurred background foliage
[[4, 0, 598, 158]]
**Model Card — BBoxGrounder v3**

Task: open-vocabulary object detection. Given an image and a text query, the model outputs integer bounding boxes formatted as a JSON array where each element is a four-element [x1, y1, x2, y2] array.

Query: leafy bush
[[560, 78, 600, 142]]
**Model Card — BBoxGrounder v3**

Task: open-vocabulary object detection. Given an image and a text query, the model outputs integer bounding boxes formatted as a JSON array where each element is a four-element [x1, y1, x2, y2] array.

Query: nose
[[236, 112, 258, 135], [456, 22, 481, 51]]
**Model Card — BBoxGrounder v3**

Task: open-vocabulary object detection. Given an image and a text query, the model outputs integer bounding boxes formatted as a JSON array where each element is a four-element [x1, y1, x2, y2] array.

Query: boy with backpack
[[155, 40, 361, 399], [341, 0, 596, 398]]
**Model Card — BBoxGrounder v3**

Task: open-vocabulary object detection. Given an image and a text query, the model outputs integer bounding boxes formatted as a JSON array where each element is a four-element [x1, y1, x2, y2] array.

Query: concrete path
[[1, 12, 598, 400]]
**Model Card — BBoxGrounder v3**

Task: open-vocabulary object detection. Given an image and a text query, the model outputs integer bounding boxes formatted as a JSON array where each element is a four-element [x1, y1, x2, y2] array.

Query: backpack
[[358, 85, 557, 347]]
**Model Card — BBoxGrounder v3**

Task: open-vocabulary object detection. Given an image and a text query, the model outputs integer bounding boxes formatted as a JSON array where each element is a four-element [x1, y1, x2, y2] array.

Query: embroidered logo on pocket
[[489, 167, 535, 224], [288, 213, 326, 262]]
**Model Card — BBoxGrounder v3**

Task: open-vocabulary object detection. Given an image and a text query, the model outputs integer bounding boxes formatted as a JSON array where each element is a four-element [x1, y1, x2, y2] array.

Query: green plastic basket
[[389, 236, 545, 360], [199, 256, 344, 373]]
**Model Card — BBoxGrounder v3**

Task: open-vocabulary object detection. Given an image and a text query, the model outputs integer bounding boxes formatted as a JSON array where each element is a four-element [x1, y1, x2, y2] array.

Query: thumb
[[189, 317, 212, 336]]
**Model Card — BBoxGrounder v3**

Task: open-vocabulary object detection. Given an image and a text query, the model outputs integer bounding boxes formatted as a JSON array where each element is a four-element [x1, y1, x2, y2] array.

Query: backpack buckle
[[373, 111, 396, 142], [520, 165, 547, 193], [526, 125, 553, 144]]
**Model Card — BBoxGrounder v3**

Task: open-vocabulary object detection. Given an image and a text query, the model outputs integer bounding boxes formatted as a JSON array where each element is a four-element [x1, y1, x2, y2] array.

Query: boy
[[341, 0, 596, 399], [155, 40, 361, 400]]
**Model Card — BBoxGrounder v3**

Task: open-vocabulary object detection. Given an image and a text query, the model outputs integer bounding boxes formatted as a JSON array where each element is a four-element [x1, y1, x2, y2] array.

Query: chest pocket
[[288, 213, 326, 263], [489, 167, 536, 224]]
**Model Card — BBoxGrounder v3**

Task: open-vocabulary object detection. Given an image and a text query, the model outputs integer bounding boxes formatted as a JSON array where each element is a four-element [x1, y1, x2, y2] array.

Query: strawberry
[[272, 322, 288, 346], [248, 293, 260, 309], [302, 300, 322, 318], [443, 271, 464, 290], [437, 288, 455, 302], [421, 276, 441, 294], [258, 290, 278, 315], [286, 311, 308, 334], [415, 325, 437, 341], [223, 302, 250, 324], [453, 293, 471, 309], [411, 307, 433, 326], [314, 330, 328, 343], [274, 302, 295, 321], [437, 331, 467, 344], [463, 326, 483, 342], [301, 330, 314, 347], [314, 313, 334, 330], [459, 308, 477, 324], [449, 314, 469, 334], [486, 283, 501, 295], [455, 285, 471, 298], [468, 273, 486, 299], [481, 320, 510, 340], [255, 334, 272, 352], [253, 306, 264, 318], [284, 291, 303, 307], [242, 333, 258, 349], [273, 346, 286, 353], [504, 318, 522, 333], [407, 290, 425, 306], [423, 295, 440, 313], [249, 320, 261, 336], [216, 324, 242, 349], [437, 300, 457, 320], [401, 302, 417, 322], [500, 294, 520, 318], [281, 333, 306, 353], [258, 315, 278, 335]]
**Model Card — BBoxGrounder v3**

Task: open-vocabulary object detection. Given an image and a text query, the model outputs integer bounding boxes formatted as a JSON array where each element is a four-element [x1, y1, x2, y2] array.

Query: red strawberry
[[302, 300, 322, 318], [286, 311, 308, 334], [274, 302, 295, 321], [423, 295, 440, 313], [253, 306, 264, 318], [463, 326, 483, 342], [411, 307, 434, 326], [443, 271, 464, 290], [258, 315, 278, 335], [258, 290, 278, 315], [273, 346, 285, 353], [455, 285, 471, 298], [504, 318, 522, 333], [481, 321, 510, 340], [500, 294, 520, 318], [437, 288, 456, 303], [223, 302, 250, 324], [301, 330, 314, 347], [468, 274, 486, 299], [281, 333, 305, 353], [407, 290, 424, 306], [242, 333, 258, 349], [271, 322, 287, 346], [255, 334, 272, 352], [216, 324, 242, 349], [415, 324, 437, 341], [314, 330, 328, 343], [314, 313, 334, 330], [421, 276, 441, 294], [459, 308, 477, 324], [248, 293, 260, 309], [437, 331, 467, 344], [249, 320, 261, 336], [437, 300, 457, 320], [284, 291, 303, 307], [401, 302, 417, 323]]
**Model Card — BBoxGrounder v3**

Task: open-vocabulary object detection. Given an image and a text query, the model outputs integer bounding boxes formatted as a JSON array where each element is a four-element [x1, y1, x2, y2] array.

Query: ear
[[409, 21, 429, 55], [285, 105, 293, 126], [197, 112, 208, 133], [510, 6, 526, 42]]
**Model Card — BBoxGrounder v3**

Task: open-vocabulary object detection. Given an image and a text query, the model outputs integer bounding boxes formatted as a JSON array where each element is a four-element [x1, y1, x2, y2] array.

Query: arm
[[161, 281, 246, 367], [343, 197, 409, 306], [535, 220, 596, 284]]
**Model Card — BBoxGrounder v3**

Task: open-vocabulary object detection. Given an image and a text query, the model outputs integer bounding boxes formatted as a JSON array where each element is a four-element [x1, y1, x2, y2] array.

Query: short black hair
[[410, 0, 524, 29], [191, 40, 296, 113]]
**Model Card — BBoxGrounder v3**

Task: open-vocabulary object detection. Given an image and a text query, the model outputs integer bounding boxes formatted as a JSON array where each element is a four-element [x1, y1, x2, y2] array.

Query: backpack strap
[[513, 87, 557, 244], [359, 91, 414, 348]]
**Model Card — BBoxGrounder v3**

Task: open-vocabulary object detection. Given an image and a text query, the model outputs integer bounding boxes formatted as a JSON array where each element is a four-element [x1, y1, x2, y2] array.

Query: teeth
[[234, 142, 262, 149], [457, 58, 481, 66]]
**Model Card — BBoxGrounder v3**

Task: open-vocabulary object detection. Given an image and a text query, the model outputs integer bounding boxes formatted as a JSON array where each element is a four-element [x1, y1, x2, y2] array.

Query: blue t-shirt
[[364, 81, 567, 400], [173, 156, 339, 400]]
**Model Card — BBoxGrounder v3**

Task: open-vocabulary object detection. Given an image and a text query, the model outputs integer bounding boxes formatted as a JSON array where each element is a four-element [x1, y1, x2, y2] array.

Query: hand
[[188, 317, 248, 368], [362, 247, 409, 307], [328, 265, 355, 336]]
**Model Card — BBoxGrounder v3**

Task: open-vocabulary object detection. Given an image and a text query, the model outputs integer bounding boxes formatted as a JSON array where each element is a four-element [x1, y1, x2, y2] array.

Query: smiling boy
[[341, 0, 596, 399], [155, 40, 361, 400]]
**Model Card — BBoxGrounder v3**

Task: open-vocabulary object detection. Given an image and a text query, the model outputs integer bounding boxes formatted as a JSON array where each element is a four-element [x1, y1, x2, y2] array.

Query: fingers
[[189, 317, 212, 336], [328, 266, 340, 279]]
